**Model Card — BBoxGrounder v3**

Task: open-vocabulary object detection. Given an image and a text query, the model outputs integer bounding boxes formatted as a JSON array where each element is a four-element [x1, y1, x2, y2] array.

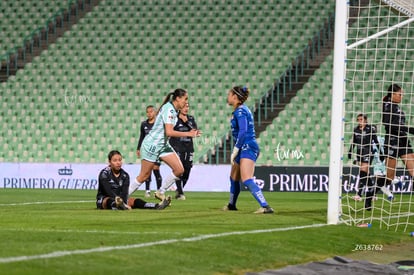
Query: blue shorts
[[234, 143, 260, 164]]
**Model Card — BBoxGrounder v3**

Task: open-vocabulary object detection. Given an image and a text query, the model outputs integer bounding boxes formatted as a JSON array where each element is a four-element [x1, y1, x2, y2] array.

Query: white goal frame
[[328, 0, 414, 226]]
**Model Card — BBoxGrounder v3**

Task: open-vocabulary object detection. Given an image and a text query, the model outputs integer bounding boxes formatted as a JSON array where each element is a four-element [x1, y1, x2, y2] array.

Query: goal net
[[339, 0, 414, 231]]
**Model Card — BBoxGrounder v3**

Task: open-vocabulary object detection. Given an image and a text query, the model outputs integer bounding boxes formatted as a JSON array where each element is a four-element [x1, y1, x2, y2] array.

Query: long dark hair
[[159, 88, 187, 111], [231, 86, 250, 104], [383, 84, 402, 102]]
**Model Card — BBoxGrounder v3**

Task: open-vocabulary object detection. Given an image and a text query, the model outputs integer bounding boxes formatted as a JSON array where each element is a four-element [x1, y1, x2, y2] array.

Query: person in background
[[223, 86, 274, 214], [96, 150, 171, 210], [366, 84, 414, 210], [128, 89, 201, 201], [136, 105, 163, 198], [169, 103, 198, 200], [348, 113, 381, 202]]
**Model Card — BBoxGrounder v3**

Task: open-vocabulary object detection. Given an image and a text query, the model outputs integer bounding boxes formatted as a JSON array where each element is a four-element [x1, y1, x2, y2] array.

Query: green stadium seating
[[0, 0, 336, 163]]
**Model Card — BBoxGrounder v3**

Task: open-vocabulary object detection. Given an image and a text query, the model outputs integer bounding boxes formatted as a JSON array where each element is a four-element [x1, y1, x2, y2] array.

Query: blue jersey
[[231, 105, 257, 149]]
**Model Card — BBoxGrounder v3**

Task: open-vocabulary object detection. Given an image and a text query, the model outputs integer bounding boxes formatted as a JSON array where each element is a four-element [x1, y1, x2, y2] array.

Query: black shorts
[[384, 136, 413, 158], [356, 154, 373, 164]]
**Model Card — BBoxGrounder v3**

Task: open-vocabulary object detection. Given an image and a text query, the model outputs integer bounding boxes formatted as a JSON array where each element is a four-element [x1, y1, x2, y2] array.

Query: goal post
[[328, 0, 414, 231], [327, 0, 347, 225]]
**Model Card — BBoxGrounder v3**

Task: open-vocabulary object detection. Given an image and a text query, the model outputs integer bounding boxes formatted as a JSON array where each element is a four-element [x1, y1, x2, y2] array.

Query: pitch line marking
[[0, 228, 183, 236], [0, 200, 95, 206], [0, 223, 327, 264]]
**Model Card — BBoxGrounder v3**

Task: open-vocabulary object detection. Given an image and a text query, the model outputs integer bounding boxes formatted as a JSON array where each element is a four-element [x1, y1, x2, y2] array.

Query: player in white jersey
[[128, 89, 202, 201]]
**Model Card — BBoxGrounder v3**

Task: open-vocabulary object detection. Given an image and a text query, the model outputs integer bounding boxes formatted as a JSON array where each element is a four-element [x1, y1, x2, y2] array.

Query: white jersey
[[144, 101, 178, 146]]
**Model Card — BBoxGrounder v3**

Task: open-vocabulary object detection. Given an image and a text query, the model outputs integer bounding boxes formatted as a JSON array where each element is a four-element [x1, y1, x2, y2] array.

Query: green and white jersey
[[144, 101, 178, 146]]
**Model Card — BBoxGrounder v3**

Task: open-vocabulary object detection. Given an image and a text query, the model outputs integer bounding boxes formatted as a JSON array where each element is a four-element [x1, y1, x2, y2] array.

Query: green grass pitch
[[0, 189, 410, 275]]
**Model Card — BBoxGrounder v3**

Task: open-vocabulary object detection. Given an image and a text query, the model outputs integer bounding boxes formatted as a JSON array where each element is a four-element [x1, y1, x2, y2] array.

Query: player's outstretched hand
[[190, 129, 202, 138]]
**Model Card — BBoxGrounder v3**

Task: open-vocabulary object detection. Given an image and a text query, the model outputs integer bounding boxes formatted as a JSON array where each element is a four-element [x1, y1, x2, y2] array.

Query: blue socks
[[244, 178, 268, 207], [229, 177, 240, 206]]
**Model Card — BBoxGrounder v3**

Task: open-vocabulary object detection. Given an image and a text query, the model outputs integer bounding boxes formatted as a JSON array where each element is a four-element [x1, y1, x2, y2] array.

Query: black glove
[[348, 152, 352, 160], [379, 154, 385, 162]]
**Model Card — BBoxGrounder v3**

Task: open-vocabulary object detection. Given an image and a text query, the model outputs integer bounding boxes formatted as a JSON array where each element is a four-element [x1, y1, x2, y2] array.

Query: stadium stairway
[[207, 16, 335, 164], [0, 0, 101, 82], [1, 0, 336, 164]]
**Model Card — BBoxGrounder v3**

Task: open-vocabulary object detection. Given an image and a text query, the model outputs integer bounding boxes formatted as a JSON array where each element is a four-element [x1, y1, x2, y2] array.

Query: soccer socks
[[228, 177, 240, 207], [159, 172, 179, 194], [175, 179, 184, 195], [153, 169, 162, 190], [130, 198, 156, 209], [128, 178, 143, 196], [358, 171, 369, 197], [243, 178, 269, 208], [145, 178, 151, 192]]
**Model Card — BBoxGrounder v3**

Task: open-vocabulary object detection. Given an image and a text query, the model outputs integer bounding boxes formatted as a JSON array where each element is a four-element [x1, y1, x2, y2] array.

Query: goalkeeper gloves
[[230, 147, 239, 165]]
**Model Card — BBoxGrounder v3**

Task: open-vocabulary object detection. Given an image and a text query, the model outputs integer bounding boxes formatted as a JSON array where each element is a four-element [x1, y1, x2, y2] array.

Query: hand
[[230, 147, 239, 165], [190, 129, 202, 138], [136, 150, 141, 158], [348, 152, 351, 160]]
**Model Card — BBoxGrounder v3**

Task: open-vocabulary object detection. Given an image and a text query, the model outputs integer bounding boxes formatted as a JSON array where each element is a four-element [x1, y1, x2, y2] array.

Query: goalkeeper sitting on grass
[[96, 150, 171, 210]]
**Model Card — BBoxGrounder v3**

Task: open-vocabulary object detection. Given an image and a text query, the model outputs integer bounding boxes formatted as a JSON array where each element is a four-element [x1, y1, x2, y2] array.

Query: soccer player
[[169, 103, 198, 200], [96, 150, 171, 210], [348, 114, 381, 202], [136, 105, 163, 198], [128, 89, 201, 201], [367, 84, 414, 209], [223, 86, 274, 214]]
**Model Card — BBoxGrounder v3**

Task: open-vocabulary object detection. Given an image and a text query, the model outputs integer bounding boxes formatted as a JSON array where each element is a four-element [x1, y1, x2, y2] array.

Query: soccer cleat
[[352, 195, 362, 202], [176, 194, 186, 200], [380, 186, 394, 201], [254, 206, 274, 214], [222, 204, 238, 211], [115, 196, 128, 210], [154, 191, 165, 201], [145, 191, 151, 198], [156, 195, 172, 210]]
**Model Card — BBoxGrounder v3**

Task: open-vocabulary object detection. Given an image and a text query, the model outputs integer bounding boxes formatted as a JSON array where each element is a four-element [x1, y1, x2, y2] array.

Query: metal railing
[[0, 0, 90, 78], [199, 12, 335, 164]]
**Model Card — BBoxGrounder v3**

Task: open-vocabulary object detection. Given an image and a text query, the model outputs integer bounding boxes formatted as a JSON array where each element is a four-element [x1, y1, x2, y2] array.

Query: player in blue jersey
[[128, 89, 201, 201], [223, 86, 274, 214], [136, 105, 163, 198]]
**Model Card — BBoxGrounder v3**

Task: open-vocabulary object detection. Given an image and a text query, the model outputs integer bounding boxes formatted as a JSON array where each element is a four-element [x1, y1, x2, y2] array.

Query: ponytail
[[160, 92, 174, 108], [383, 83, 402, 102], [158, 89, 188, 113]]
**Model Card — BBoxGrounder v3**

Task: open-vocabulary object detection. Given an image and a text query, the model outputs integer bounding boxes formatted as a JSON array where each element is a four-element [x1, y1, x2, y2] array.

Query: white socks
[[159, 172, 179, 193], [128, 178, 142, 195]]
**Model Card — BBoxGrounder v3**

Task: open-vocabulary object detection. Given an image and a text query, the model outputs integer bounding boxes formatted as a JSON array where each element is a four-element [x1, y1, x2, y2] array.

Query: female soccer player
[[169, 103, 198, 200], [348, 113, 381, 201], [128, 89, 201, 201], [136, 105, 163, 198], [223, 86, 274, 214], [96, 150, 171, 210], [366, 84, 414, 209]]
